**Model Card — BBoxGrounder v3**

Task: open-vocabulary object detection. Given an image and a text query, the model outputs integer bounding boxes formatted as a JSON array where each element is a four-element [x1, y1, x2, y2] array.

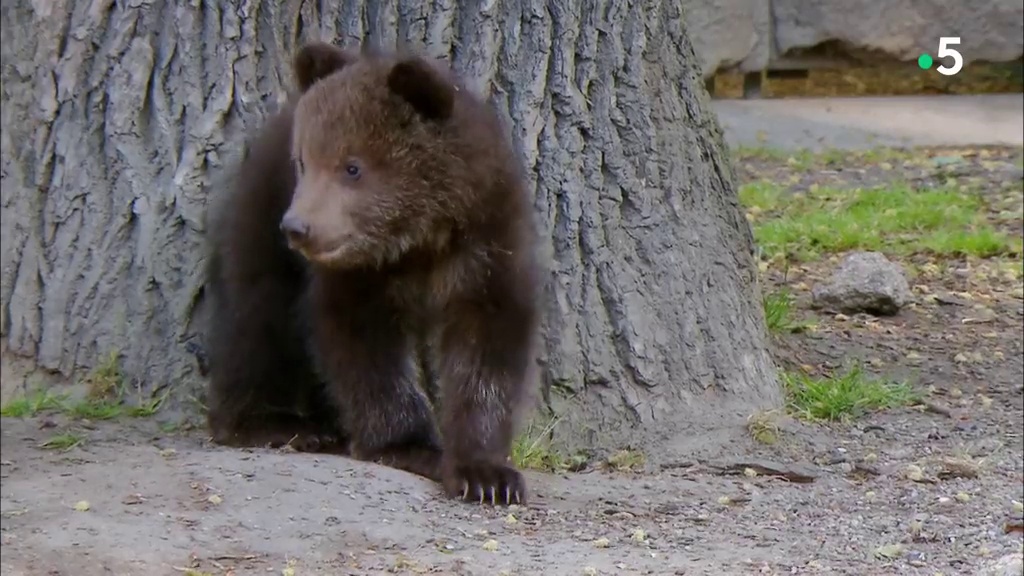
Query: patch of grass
[[84, 350, 122, 399], [732, 146, 914, 170], [0, 390, 67, 417], [66, 350, 167, 420], [1, 351, 167, 421], [39, 433, 83, 451], [60, 390, 168, 421], [783, 365, 918, 422], [64, 399, 124, 421], [511, 417, 568, 472], [762, 289, 812, 334], [740, 182, 1021, 261], [126, 393, 168, 417]]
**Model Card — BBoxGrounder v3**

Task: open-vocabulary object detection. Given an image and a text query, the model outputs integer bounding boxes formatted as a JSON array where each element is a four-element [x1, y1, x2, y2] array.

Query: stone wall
[[684, 0, 1024, 78]]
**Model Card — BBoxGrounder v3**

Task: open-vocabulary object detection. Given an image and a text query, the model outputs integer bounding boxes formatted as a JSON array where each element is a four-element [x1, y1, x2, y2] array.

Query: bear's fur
[[203, 41, 542, 505]]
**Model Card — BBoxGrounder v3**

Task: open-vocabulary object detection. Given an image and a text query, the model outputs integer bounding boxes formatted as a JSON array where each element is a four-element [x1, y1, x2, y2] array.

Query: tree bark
[[1, 0, 780, 453]]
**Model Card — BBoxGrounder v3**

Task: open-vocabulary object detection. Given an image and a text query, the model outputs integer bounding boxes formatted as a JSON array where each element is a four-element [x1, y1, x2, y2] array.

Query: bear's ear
[[386, 57, 456, 122], [293, 41, 356, 92]]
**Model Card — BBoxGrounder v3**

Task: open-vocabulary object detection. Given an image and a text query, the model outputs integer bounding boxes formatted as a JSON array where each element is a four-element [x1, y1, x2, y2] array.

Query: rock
[[771, 0, 1022, 65], [680, 0, 771, 77], [680, 0, 1022, 78], [978, 553, 1023, 576], [811, 252, 911, 316]]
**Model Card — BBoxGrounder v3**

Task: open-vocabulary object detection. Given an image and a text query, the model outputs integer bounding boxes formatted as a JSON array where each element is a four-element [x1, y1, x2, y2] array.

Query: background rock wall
[[684, 0, 1024, 78]]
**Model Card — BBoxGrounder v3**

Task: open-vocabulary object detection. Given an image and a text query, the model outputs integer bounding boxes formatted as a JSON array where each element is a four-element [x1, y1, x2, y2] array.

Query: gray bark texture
[[0, 0, 780, 454]]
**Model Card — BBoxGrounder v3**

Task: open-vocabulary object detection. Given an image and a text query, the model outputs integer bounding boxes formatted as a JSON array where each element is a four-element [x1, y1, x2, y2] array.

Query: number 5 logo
[[936, 37, 963, 76]]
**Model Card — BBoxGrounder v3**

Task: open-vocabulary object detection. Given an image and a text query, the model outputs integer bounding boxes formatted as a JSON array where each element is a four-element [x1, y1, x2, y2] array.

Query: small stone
[[811, 251, 912, 316]]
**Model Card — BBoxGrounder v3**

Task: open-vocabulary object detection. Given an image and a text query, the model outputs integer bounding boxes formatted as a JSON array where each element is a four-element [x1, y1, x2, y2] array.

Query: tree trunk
[[0, 0, 780, 454]]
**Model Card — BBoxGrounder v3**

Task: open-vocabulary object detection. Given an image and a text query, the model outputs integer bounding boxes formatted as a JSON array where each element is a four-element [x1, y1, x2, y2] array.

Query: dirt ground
[[2, 146, 1023, 576]]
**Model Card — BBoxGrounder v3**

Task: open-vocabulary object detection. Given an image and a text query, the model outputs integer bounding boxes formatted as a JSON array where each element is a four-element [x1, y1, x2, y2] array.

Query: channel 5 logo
[[917, 37, 964, 76]]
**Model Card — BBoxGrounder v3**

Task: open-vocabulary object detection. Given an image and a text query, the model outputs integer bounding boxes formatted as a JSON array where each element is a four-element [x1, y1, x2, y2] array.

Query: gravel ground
[[2, 108, 1023, 576]]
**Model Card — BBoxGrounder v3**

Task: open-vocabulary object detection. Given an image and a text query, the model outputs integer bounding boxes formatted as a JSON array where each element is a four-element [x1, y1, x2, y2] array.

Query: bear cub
[[203, 41, 541, 506]]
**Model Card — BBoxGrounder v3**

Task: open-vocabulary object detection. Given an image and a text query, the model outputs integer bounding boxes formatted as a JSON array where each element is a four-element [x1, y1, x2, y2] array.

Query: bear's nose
[[280, 214, 310, 243]]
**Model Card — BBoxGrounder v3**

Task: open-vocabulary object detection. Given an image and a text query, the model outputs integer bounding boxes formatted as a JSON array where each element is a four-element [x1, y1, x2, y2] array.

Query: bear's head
[[281, 41, 474, 269]]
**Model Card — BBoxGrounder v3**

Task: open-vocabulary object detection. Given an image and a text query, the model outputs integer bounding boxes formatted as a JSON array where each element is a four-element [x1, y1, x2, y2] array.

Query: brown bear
[[203, 41, 542, 506]]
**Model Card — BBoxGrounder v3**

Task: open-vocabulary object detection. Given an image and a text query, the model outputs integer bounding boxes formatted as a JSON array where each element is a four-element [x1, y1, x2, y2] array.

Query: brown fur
[[204, 41, 541, 505]]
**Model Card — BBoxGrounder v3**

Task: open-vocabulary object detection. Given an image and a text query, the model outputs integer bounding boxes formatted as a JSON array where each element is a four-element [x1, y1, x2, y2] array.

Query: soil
[[2, 147, 1022, 576]]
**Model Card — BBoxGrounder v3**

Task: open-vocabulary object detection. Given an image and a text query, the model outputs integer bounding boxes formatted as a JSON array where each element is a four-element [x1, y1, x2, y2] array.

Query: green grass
[[732, 146, 914, 170], [1, 350, 167, 421], [510, 414, 593, 473], [39, 433, 83, 451], [782, 365, 918, 421], [762, 289, 813, 334], [0, 390, 67, 417], [740, 182, 1021, 261], [511, 417, 568, 472]]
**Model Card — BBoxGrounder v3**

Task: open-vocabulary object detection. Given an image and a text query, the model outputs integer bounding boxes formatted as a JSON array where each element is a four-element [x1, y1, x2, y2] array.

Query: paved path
[[712, 94, 1024, 150]]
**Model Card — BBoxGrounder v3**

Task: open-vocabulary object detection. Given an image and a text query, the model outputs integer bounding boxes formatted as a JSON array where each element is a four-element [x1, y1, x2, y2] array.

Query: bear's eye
[[344, 162, 361, 180], [295, 157, 305, 174]]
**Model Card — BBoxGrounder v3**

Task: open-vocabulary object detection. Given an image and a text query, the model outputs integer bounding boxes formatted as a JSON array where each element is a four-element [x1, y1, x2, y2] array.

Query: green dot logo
[[918, 53, 933, 69]]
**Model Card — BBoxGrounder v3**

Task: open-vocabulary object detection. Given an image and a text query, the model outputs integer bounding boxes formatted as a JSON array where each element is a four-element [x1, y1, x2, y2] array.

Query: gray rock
[[683, 0, 1022, 78], [811, 252, 911, 316], [978, 553, 1024, 576], [681, 0, 771, 77], [771, 0, 1022, 65]]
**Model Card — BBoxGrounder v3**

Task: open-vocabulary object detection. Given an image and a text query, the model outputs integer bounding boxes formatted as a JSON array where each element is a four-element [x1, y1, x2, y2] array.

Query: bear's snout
[[280, 213, 311, 245]]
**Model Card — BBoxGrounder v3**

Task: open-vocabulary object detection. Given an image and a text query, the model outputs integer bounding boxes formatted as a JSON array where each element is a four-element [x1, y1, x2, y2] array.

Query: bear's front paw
[[442, 460, 526, 506]]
